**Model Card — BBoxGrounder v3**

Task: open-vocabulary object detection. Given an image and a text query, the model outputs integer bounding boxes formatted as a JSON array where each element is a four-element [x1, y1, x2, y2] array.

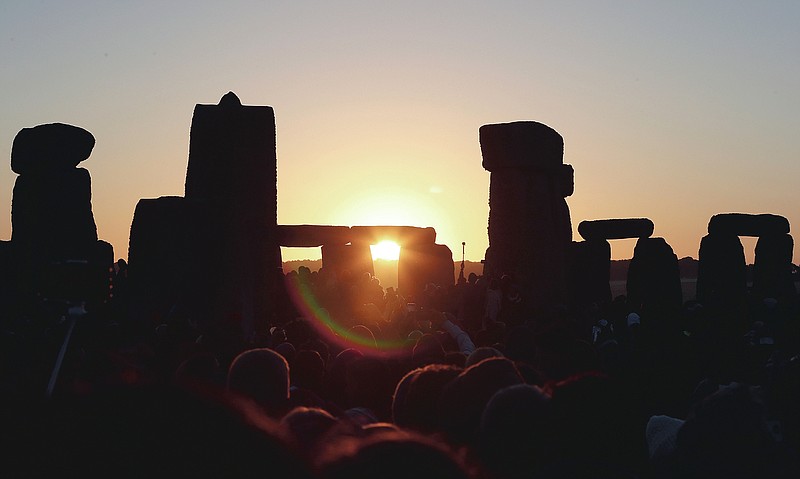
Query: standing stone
[[753, 234, 795, 300], [322, 243, 374, 279], [127, 196, 218, 325], [696, 234, 746, 309], [627, 237, 682, 315], [567, 239, 612, 306], [397, 243, 454, 300], [0, 241, 15, 312], [480, 121, 573, 313], [4, 123, 111, 309], [698, 213, 794, 308], [569, 217, 660, 308], [184, 92, 278, 338], [11, 168, 97, 255]]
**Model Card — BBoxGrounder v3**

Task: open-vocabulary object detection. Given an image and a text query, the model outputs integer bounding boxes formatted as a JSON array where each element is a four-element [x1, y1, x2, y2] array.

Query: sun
[[371, 240, 401, 261]]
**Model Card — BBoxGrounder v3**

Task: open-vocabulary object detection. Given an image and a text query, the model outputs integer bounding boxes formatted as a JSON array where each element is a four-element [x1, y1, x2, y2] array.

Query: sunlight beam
[[370, 240, 401, 261]]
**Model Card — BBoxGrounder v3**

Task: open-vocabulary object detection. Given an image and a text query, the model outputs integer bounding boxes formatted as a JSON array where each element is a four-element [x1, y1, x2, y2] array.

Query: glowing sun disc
[[371, 240, 400, 260]]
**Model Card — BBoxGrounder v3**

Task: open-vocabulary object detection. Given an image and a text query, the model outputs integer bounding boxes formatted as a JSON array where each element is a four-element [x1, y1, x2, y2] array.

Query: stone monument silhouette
[[128, 93, 278, 340], [129, 93, 453, 342], [0, 123, 113, 310], [697, 213, 795, 309], [480, 121, 573, 313], [569, 218, 681, 314], [277, 224, 453, 300]]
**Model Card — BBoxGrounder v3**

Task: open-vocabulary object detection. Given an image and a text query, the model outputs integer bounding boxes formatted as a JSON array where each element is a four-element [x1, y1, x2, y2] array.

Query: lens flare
[[284, 274, 409, 357]]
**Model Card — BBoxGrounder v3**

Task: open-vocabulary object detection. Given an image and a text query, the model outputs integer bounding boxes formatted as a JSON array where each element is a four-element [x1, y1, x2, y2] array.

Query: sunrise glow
[[2, 2, 798, 265], [371, 240, 401, 261]]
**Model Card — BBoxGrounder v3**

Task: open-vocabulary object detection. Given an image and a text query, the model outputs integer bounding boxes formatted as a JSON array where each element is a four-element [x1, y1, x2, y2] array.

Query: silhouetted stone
[[753, 234, 796, 300], [480, 121, 563, 171], [350, 226, 436, 246], [696, 234, 746, 308], [184, 92, 279, 335], [567, 239, 612, 306], [626, 237, 682, 315], [481, 121, 572, 313], [398, 243, 454, 299], [560, 164, 575, 197], [707, 213, 789, 237], [128, 196, 218, 324], [4, 123, 112, 312], [322, 243, 374, 278], [277, 225, 352, 247], [0, 241, 11, 273], [0, 241, 20, 314], [578, 218, 654, 241], [11, 168, 97, 255], [185, 92, 276, 212], [11, 123, 95, 175]]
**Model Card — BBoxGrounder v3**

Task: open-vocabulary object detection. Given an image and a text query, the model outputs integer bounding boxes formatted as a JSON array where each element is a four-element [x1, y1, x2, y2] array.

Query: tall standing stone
[[696, 233, 746, 309], [397, 243, 454, 300], [184, 92, 278, 337], [480, 121, 573, 313], [3, 122, 112, 307], [127, 196, 217, 325], [12, 168, 97, 255], [567, 239, 612, 306], [753, 234, 795, 300], [321, 243, 374, 279], [627, 237, 682, 315], [11, 124, 98, 255]]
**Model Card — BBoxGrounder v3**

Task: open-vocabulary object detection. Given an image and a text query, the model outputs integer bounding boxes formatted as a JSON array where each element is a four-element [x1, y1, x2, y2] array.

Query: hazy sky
[[1, 1, 798, 263]]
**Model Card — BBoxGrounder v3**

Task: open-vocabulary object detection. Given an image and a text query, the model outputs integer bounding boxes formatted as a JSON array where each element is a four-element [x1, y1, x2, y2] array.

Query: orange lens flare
[[284, 274, 409, 357]]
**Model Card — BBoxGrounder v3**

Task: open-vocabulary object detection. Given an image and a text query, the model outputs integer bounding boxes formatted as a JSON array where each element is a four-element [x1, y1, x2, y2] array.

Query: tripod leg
[[45, 315, 77, 398]]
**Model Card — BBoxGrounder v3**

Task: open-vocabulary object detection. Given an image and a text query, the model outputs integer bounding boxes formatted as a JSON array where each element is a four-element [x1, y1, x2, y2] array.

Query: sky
[[1, 1, 798, 264]]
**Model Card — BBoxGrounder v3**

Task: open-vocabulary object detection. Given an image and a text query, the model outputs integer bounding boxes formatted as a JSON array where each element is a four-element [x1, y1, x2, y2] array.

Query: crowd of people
[[1, 263, 799, 478]]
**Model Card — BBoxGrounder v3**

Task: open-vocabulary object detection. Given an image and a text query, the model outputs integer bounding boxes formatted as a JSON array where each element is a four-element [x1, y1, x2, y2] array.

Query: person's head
[[300, 338, 330, 367], [227, 348, 290, 418], [292, 349, 325, 392], [503, 326, 537, 365], [412, 334, 446, 367], [280, 407, 338, 456], [478, 384, 551, 479], [345, 357, 393, 421], [546, 372, 642, 467], [465, 347, 504, 368], [284, 318, 314, 348], [438, 358, 524, 445], [392, 364, 462, 433], [318, 431, 471, 479], [349, 325, 377, 350], [42, 384, 311, 478], [677, 383, 780, 478], [274, 342, 297, 364]]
